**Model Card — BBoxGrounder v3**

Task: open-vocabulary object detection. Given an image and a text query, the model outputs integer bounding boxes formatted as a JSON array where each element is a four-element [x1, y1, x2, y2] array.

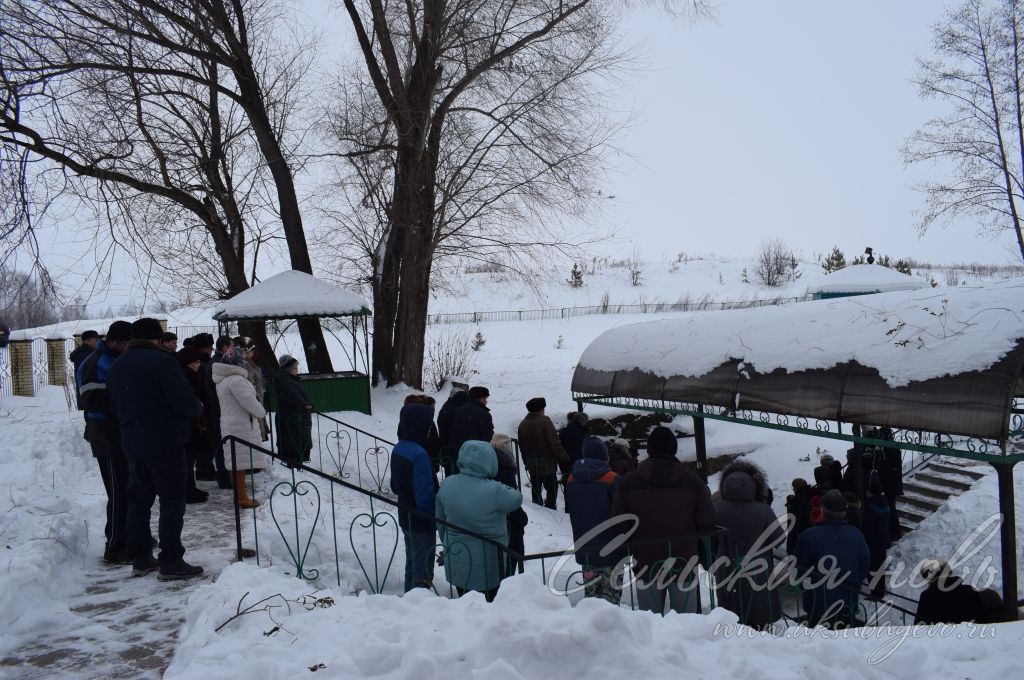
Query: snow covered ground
[[5, 259, 1024, 678]]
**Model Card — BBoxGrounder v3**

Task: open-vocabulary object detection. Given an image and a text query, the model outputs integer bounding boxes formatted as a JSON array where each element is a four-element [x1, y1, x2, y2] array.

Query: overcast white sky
[[32, 0, 1022, 311], [599, 0, 1017, 264]]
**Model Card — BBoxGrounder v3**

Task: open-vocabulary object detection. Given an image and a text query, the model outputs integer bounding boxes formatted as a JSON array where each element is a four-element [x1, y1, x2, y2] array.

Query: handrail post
[[231, 439, 244, 562]]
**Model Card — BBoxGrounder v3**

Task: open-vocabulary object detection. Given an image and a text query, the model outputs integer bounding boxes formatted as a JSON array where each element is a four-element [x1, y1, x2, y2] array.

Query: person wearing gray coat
[[712, 461, 786, 629]]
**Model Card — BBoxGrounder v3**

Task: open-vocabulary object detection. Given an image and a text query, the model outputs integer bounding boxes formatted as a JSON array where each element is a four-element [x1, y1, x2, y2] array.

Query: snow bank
[[167, 563, 1024, 680], [0, 389, 106, 658], [805, 264, 929, 295], [577, 278, 1024, 387]]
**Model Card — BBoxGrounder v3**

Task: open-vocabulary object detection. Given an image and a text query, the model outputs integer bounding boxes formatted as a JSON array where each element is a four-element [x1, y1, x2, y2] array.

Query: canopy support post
[[993, 460, 1019, 621], [694, 410, 708, 483]]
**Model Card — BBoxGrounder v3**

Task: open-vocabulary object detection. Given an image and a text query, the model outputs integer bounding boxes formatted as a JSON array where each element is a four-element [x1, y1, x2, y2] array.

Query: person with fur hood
[[712, 460, 785, 629], [213, 347, 267, 508], [491, 433, 529, 571]]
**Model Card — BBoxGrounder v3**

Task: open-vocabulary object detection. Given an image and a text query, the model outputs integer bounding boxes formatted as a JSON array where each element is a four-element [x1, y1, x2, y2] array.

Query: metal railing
[[425, 296, 809, 326], [226, 434, 921, 627]]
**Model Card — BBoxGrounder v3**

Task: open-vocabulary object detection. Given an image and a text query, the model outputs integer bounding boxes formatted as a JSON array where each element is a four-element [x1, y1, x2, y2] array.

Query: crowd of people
[[392, 391, 1002, 627], [69, 326, 1000, 625], [73, 321, 311, 581]]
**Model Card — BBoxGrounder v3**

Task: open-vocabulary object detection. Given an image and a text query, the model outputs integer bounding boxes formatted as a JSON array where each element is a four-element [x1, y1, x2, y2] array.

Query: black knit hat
[[646, 426, 678, 458], [526, 397, 546, 413], [279, 354, 299, 371], [81, 330, 100, 341], [468, 386, 490, 400], [162, 331, 177, 342], [131, 317, 164, 340], [105, 321, 133, 342]]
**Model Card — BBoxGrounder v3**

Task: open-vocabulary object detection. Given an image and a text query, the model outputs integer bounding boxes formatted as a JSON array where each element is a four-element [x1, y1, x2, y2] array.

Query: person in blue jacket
[[795, 490, 870, 627], [565, 437, 623, 603], [436, 440, 523, 601], [77, 321, 134, 564], [106, 318, 204, 581], [390, 402, 438, 592]]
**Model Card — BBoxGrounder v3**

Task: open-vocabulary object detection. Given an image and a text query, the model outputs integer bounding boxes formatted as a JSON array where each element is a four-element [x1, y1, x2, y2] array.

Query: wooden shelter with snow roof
[[807, 263, 929, 300], [571, 279, 1024, 620], [213, 270, 373, 414]]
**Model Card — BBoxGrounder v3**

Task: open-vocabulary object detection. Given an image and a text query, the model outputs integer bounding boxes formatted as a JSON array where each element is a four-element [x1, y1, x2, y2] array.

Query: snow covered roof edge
[[212, 271, 371, 321]]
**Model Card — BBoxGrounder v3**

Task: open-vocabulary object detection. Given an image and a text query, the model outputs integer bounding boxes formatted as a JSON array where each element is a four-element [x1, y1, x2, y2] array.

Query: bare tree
[[0, 266, 60, 328], [626, 246, 644, 287], [331, 0, 708, 387], [905, 0, 1024, 263], [0, 0, 332, 371], [753, 238, 793, 287]]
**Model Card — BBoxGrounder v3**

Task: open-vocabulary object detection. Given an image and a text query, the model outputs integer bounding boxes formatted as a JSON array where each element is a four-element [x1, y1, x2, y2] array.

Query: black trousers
[[528, 470, 558, 509], [94, 453, 130, 552], [125, 452, 188, 565]]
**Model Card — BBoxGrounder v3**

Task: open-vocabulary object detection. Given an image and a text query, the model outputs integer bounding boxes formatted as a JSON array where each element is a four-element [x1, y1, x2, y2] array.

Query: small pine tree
[[894, 259, 912, 275], [788, 254, 802, 281], [741, 267, 749, 283], [471, 331, 486, 351], [567, 263, 584, 288], [850, 254, 867, 265], [821, 246, 847, 274], [554, 335, 565, 349], [877, 254, 893, 268]]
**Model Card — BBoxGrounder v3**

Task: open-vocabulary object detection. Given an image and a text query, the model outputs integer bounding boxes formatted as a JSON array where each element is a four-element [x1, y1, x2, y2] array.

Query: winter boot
[[103, 546, 134, 565], [132, 553, 160, 577], [157, 559, 204, 581], [234, 471, 259, 508], [216, 468, 233, 489], [186, 488, 210, 504]]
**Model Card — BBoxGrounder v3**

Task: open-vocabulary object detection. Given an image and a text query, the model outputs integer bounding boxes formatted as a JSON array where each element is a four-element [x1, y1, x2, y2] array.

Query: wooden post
[[45, 338, 68, 386], [9, 339, 34, 397]]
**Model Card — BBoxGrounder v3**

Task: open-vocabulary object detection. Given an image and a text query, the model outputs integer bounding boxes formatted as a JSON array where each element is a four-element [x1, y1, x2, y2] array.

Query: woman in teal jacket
[[436, 440, 524, 600]]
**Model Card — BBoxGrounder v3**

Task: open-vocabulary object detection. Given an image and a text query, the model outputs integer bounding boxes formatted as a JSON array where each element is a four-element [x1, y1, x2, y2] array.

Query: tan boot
[[234, 471, 260, 508]]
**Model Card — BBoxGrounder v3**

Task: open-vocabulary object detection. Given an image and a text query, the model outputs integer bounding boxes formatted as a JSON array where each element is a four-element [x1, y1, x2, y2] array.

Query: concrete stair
[[896, 457, 988, 536]]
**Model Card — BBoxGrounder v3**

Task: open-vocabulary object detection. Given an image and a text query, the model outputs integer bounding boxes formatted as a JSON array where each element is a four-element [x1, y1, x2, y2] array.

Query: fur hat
[[131, 317, 164, 341], [491, 432, 513, 453], [105, 321, 132, 342], [191, 333, 214, 349], [821, 490, 847, 517], [582, 436, 609, 460], [468, 386, 490, 400], [279, 354, 299, 371], [646, 426, 678, 458], [611, 437, 630, 451], [526, 397, 546, 413], [567, 411, 589, 427], [176, 347, 203, 366]]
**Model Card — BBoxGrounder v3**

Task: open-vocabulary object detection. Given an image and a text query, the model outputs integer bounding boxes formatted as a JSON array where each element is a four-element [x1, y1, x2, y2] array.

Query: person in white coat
[[213, 348, 267, 507]]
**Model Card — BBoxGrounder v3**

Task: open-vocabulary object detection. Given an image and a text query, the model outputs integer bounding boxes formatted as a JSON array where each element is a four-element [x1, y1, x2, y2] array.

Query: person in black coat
[[785, 478, 812, 556], [448, 386, 494, 466], [106, 318, 204, 581], [915, 560, 986, 624], [492, 433, 528, 573], [70, 330, 99, 376], [861, 480, 890, 598], [176, 347, 211, 504], [274, 355, 313, 465], [873, 429, 904, 539], [437, 388, 469, 475], [557, 412, 589, 502], [191, 333, 218, 481]]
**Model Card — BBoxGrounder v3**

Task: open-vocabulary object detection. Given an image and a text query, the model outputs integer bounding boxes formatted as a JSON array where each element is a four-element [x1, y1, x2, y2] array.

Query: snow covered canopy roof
[[572, 279, 1024, 443], [806, 264, 929, 295], [212, 271, 372, 321]]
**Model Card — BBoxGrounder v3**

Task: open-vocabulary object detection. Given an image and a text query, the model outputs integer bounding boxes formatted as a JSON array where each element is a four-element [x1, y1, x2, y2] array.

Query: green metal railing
[[226, 434, 920, 627]]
